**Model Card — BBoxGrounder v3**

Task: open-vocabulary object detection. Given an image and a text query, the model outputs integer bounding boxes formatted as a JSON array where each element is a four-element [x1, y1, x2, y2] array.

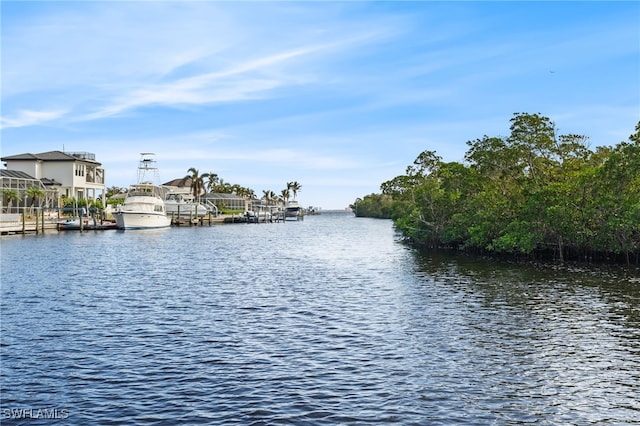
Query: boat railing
[[127, 183, 167, 198], [205, 200, 219, 217]]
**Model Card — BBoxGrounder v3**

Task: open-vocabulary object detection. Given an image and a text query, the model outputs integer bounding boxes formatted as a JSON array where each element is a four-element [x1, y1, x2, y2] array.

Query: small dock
[[58, 220, 118, 231], [1, 213, 58, 235], [221, 211, 304, 223], [1, 210, 306, 235], [170, 212, 226, 226]]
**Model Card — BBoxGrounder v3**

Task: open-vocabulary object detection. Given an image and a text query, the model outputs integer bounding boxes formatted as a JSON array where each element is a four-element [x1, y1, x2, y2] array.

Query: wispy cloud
[[2, 2, 637, 209], [77, 28, 388, 122], [78, 46, 327, 121], [3, 2, 388, 126], [0, 109, 67, 129]]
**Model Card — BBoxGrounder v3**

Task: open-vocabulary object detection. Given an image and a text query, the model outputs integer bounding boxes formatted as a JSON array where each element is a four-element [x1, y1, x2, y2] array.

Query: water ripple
[[1, 213, 639, 424]]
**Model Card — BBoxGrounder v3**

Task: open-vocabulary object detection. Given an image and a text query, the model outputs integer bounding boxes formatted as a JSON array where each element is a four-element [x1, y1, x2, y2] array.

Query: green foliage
[[351, 193, 394, 219], [349, 194, 393, 219], [2, 189, 21, 205], [353, 114, 640, 264], [203, 172, 255, 198], [220, 208, 245, 215], [491, 220, 541, 254], [25, 186, 45, 206], [287, 181, 302, 200], [184, 168, 209, 200], [62, 197, 102, 209], [105, 197, 122, 206], [106, 186, 126, 198]]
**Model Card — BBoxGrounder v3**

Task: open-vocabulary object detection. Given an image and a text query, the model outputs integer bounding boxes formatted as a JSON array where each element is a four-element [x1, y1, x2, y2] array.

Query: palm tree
[[213, 178, 230, 193], [206, 172, 219, 193], [183, 168, 210, 201], [235, 186, 252, 199], [25, 186, 45, 213], [280, 188, 290, 206], [221, 182, 233, 193], [262, 190, 276, 205], [288, 181, 302, 200], [1, 189, 21, 213], [231, 184, 242, 195]]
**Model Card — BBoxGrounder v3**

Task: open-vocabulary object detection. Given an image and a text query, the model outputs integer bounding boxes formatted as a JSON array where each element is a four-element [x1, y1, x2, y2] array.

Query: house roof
[[163, 178, 192, 187], [0, 170, 62, 188], [1, 150, 101, 165], [40, 177, 63, 186], [0, 169, 36, 179]]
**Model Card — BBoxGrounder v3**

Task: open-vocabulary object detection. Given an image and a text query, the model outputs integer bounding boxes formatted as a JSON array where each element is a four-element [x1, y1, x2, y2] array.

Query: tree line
[[178, 168, 302, 206], [352, 113, 640, 265], [107, 168, 302, 207]]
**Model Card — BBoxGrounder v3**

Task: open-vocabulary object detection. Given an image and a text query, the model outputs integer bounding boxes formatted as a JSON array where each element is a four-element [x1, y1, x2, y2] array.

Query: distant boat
[[58, 218, 82, 228], [285, 200, 303, 220], [244, 210, 272, 223], [164, 190, 211, 219], [57, 218, 118, 231], [114, 153, 171, 230]]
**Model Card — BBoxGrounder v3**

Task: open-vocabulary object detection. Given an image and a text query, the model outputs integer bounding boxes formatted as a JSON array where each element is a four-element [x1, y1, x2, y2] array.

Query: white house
[[1, 150, 106, 205]]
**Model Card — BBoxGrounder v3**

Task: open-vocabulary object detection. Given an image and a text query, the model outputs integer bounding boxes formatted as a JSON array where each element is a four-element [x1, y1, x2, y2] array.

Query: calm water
[[1, 212, 639, 425]]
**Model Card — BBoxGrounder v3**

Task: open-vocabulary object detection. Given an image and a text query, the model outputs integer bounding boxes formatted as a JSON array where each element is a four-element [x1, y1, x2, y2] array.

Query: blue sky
[[2, 1, 638, 210]]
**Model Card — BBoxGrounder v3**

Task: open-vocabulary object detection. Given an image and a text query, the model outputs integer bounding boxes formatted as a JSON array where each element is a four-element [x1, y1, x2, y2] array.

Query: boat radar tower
[[137, 153, 160, 184]]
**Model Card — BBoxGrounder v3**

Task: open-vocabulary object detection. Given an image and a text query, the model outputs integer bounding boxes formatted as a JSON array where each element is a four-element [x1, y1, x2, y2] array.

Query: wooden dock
[[1, 211, 302, 235], [0, 214, 58, 235]]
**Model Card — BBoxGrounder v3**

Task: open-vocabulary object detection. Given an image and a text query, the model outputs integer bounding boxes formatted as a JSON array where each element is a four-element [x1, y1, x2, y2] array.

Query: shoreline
[[0, 213, 255, 236]]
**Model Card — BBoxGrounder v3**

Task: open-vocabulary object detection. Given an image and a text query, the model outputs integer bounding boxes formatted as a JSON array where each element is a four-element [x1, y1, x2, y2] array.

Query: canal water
[[1, 211, 639, 425]]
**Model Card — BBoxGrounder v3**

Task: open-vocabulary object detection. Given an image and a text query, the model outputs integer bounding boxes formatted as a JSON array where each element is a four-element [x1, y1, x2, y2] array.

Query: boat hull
[[284, 201, 303, 220], [285, 208, 301, 217], [114, 211, 171, 229], [165, 203, 210, 218], [285, 205, 303, 220]]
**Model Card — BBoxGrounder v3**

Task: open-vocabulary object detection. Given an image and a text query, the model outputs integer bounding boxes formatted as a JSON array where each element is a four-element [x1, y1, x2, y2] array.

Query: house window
[[86, 166, 95, 183]]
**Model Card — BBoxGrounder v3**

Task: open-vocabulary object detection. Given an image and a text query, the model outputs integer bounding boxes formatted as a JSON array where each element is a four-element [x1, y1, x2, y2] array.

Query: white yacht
[[164, 189, 211, 219], [285, 200, 303, 220], [114, 154, 171, 230]]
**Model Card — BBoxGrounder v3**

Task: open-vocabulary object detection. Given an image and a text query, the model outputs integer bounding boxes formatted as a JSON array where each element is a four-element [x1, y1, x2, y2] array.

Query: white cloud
[[3, 2, 388, 126], [77, 45, 328, 121], [0, 109, 67, 129], [2, 1, 637, 210]]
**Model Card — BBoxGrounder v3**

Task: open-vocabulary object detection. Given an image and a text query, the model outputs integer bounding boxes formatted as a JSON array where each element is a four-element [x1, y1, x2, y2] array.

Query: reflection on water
[[407, 250, 640, 424], [1, 212, 639, 424]]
